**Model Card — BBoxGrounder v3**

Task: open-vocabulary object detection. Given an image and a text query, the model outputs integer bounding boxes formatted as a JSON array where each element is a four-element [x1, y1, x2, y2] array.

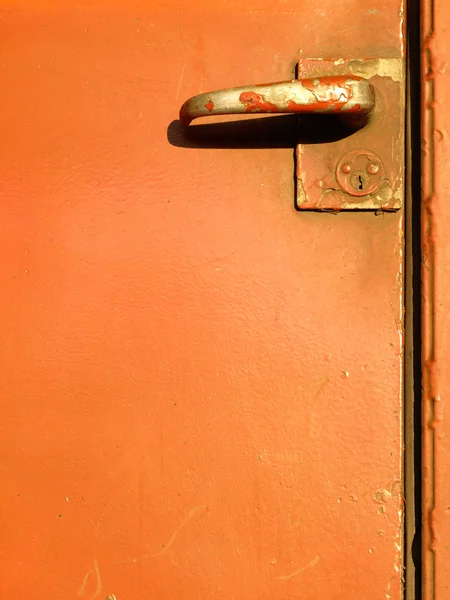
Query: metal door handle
[[179, 76, 375, 125]]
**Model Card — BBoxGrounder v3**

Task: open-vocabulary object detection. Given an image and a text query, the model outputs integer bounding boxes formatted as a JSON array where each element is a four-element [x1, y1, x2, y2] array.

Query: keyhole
[[349, 171, 369, 194]]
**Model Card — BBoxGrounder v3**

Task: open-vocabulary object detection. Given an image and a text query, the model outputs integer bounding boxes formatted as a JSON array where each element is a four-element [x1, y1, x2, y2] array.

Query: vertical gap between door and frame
[[404, 0, 423, 598]]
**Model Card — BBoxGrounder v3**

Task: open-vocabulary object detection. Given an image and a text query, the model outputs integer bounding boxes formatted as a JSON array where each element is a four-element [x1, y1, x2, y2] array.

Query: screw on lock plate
[[336, 150, 385, 197]]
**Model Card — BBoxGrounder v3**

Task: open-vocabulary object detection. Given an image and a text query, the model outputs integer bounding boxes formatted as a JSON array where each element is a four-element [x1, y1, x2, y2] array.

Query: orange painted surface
[[422, 0, 450, 598], [0, 2, 404, 599]]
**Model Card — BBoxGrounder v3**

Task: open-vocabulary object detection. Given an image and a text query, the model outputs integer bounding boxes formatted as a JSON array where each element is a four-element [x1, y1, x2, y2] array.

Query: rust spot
[[205, 100, 214, 112], [239, 91, 279, 113]]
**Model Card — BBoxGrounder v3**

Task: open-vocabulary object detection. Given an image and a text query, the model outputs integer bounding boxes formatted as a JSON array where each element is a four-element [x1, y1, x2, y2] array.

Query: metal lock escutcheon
[[295, 58, 404, 211]]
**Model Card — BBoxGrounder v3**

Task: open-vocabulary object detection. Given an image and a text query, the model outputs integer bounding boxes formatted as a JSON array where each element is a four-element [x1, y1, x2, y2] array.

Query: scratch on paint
[[78, 559, 102, 599], [77, 505, 208, 596], [200, 249, 237, 267], [176, 62, 187, 100], [78, 569, 92, 596], [94, 500, 114, 532], [275, 555, 320, 580], [176, 8, 187, 100], [314, 377, 329, 401], [91, 560, 102, 600], [116, 505, 208, 565]]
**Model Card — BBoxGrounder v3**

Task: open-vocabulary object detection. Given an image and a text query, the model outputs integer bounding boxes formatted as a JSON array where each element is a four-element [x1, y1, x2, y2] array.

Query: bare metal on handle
[[179, 76, 375, 125]]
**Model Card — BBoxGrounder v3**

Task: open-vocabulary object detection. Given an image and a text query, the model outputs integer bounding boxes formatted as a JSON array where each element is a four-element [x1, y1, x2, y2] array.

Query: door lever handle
[[179, 76, 375, 125]]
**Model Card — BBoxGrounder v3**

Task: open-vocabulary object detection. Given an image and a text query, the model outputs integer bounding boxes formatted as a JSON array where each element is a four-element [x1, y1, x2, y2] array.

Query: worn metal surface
[[179, 77, 375, 125], [421, 0, 450, 598], [336, 150, 385, 197], [296, 58, 404, 211], [0, 1, 404, 599]]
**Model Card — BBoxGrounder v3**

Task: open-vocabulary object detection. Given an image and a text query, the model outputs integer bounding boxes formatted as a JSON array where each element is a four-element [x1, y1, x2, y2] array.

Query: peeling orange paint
[[239, 91, 279, 113]]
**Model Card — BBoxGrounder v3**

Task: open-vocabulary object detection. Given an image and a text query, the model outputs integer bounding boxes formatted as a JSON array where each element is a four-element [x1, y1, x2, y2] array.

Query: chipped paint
[[304, 57, 402, 82], [302, 76, 356, 112], [239, 91, 279, 113], [180, 76, 373, 124], [348, 58, 403, 82], [286, 99, 302, 111], [296, 173, 307, 207]]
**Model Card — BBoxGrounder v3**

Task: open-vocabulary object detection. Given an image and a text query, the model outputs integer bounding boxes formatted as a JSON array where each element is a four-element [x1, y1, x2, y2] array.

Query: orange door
[[0, 2, 405, 599]]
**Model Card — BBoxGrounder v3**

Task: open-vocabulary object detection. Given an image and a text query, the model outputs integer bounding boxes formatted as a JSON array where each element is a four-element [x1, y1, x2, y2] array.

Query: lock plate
[[295, 58, 404, 211]]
